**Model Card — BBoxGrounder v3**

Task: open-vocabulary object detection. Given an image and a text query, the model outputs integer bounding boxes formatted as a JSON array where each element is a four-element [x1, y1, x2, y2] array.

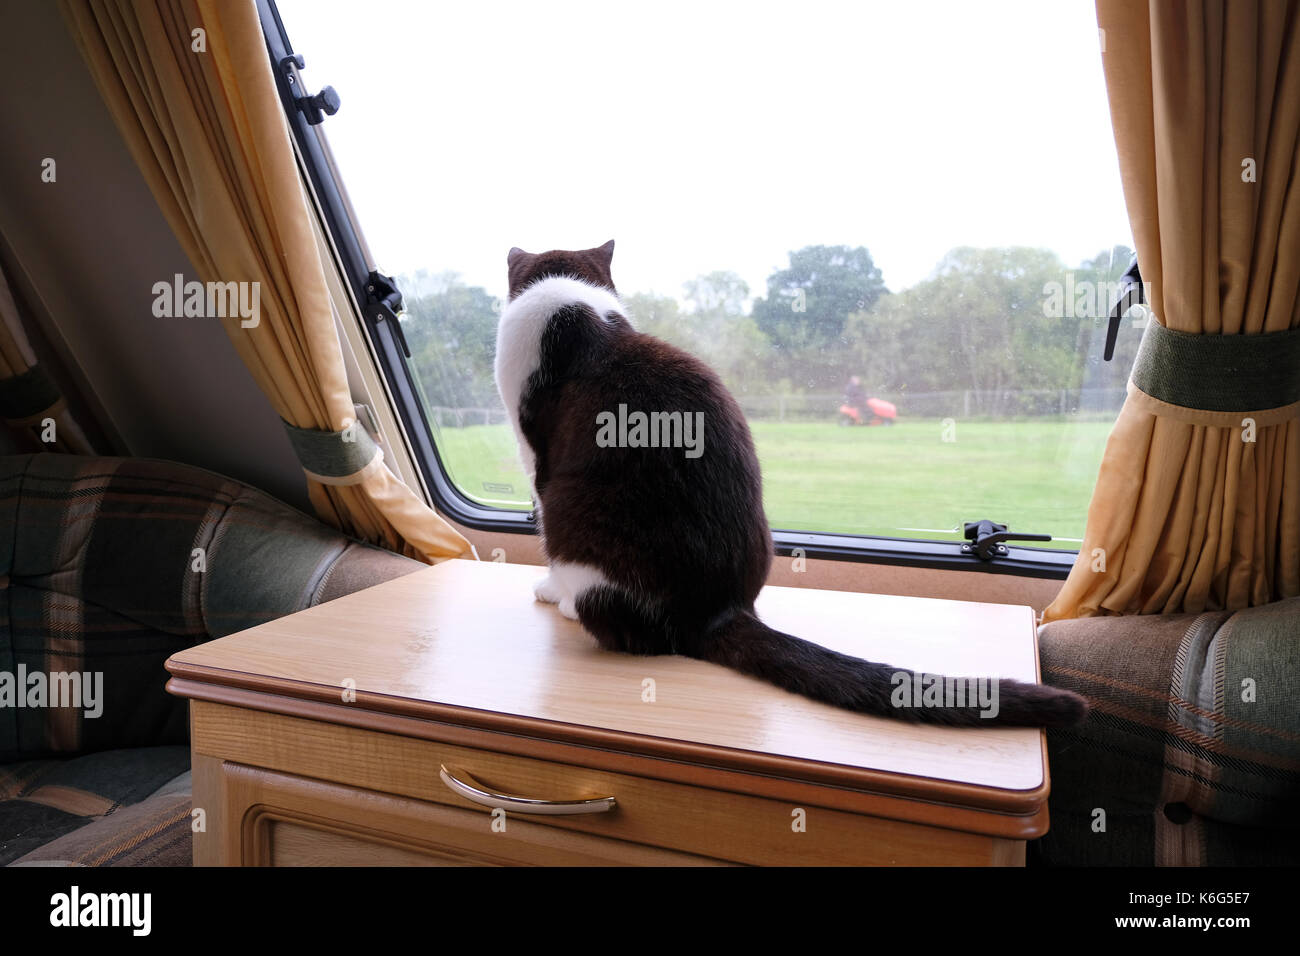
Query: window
[[270, 0, 1134, 561]]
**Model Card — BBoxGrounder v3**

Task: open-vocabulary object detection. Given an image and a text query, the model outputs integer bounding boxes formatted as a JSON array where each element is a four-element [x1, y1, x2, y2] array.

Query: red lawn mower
[[839, 396, 897, 426]]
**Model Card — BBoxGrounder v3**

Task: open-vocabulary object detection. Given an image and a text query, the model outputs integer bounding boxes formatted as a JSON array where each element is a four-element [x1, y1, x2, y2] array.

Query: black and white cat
[[495, 241, 1087, 727]]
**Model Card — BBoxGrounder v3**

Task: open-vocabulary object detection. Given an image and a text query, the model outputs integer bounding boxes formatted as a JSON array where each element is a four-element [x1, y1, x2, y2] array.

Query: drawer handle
[[438, 765, 616, 815]]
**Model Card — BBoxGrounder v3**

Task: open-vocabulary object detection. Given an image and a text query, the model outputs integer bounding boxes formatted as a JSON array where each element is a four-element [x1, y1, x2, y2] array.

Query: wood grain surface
[[170, 560, 1046, 793]]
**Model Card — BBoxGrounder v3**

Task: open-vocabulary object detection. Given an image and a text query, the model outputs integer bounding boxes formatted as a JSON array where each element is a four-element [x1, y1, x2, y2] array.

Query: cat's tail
[[697, 609, 1088, 728]]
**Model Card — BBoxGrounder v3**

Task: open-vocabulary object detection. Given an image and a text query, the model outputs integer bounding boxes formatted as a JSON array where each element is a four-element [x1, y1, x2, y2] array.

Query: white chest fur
[[494, 276, 628, 489]]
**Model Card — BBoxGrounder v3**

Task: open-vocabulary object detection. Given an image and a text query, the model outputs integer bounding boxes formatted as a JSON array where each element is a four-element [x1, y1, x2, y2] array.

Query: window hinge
[[279, 53, 340, 126], [1104, 255, 1144, 361], [961, 520, 1052, 560], [365, 270, 411, 359]]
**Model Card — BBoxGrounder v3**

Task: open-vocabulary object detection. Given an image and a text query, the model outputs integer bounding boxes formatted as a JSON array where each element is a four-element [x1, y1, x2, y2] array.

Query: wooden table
[[165, 559, 1051, 866]]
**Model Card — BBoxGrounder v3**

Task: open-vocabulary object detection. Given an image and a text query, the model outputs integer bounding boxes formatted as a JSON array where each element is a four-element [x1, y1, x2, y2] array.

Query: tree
[[683, 271, 750, 315], [622, 291, 690, 350], [398, 272, 501, 413], [844, 247, 1073, 416], [751, 245, 888, 353], [623, 286, 776, 397]]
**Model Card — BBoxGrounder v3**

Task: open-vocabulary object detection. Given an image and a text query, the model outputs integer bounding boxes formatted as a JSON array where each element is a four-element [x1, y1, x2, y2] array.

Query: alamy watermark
[[891, 670, 1000, 719], [50, 886, 150, 936], [152, 273, 260, 328], [1042, 274, 1153, 321], [0, 666, 103, 718], [596, 404, 705, 459]]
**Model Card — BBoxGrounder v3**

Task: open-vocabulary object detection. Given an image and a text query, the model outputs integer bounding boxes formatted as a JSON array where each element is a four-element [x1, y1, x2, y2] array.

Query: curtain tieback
[[282, 419, 384, 486], [0, 363, 64, 424], [1131, 322, 1300, 419]]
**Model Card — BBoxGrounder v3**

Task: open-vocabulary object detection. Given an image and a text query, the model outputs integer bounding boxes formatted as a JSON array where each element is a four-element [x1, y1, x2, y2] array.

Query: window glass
[[277, 0, 1135, 545]]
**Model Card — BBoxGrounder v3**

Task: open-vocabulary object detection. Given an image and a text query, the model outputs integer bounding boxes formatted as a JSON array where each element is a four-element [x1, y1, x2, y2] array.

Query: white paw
[[534, 575, 561, 604], [557, 598, 579, 620]]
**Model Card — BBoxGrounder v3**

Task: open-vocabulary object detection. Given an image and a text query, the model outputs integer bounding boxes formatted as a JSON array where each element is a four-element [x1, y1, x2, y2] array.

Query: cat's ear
[[596, 239, 615, 265], [507, 246, 528, 265]]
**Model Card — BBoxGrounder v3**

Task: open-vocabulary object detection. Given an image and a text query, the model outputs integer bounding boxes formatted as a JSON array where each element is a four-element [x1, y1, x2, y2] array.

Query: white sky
[[277, 0, 1132, 305]]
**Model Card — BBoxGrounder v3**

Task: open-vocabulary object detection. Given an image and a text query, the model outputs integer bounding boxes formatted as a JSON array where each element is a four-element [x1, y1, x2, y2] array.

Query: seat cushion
[[0, 453, 424, 760], [0, 746, 189, 866], [1035, 598, 1300, 865], [9, 770, 191, 867]]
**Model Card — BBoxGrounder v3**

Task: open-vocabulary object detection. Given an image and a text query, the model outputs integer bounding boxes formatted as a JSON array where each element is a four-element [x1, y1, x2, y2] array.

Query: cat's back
[[495, 275, 626, 408], [506, 279, 770, 596], [580, 323, 760, 476]]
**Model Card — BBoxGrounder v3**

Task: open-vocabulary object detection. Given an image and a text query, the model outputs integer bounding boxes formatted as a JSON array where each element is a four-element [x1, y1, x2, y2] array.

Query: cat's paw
[[557, 598, 579, 620], [533, 575, 561, 605]]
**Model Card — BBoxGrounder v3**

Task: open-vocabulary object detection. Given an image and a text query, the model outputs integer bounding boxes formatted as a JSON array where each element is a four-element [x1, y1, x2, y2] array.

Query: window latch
[[279, 53, 340, 126], [1104, 255, 1144, 361], [365, 270, 412, 359], [961, 520, 1052, 560]]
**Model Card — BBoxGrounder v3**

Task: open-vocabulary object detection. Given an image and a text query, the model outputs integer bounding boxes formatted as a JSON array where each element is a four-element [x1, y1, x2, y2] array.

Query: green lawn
[[433, 418, 1113, 545]]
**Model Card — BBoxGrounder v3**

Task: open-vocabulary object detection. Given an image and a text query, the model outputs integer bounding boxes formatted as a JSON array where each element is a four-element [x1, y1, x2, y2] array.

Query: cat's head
[[506, 240, 616, 300]]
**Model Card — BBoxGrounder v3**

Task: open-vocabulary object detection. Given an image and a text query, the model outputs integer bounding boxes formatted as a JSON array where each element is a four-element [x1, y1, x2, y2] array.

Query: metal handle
[[438, 765, 616, 815]]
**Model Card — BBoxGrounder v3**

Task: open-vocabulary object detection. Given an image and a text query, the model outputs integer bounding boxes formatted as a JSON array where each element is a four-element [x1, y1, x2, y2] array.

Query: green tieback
[[281, 418, 381, 485], [1131, 322, 1300, 412]]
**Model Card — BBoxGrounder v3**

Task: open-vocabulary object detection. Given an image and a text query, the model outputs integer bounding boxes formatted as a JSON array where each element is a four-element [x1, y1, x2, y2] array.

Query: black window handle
[[1105, 255, 1144, 361], [279, 53, 340, 126], [962, 519, 1053, 560]]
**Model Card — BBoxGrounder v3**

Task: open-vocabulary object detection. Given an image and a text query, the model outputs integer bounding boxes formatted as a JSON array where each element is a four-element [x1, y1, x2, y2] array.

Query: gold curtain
[[61, 0, 472, 562], [0, 260, 95, 454], [1044, 1, 1300, 621]]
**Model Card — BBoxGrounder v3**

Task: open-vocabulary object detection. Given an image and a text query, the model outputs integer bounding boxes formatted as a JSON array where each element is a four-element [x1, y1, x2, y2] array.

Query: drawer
[[207, 761, 725, 866], [190, 701, 1024, 866]]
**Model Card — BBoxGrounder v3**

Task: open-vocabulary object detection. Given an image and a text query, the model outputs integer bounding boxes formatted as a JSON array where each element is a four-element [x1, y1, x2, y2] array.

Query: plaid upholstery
[[0, 746, 188, 865], [1033, 599, 1300, 866], [9, 769, 192, 867], [0, 453, 424, 761], [1, 453, 427, 865]]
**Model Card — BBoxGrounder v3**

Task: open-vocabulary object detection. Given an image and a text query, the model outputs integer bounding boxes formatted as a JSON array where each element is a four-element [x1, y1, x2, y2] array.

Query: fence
[[736, 388, 1129, 422], [427, 406, 511, 428], [427, 388, 1129, 428]]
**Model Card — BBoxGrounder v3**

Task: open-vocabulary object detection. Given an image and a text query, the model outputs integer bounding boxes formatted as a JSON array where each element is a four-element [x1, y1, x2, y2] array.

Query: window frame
[[258, 0, 1078, 580]]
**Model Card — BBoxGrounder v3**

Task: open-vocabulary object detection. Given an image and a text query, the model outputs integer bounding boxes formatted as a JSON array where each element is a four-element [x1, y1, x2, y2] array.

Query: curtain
[[1044, 1, 1300, 621], [61, 0, 472, 562], [0, 260, 95, 454]]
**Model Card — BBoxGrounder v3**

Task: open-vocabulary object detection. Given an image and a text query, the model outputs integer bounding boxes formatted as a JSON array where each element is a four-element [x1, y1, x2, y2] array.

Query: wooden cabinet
[[204, 758, 723, 866], [169, 560, 1052, 866]]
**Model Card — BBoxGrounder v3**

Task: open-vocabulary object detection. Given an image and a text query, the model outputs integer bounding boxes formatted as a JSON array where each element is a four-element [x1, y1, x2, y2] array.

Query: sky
[[276, 0, 1132, 306]]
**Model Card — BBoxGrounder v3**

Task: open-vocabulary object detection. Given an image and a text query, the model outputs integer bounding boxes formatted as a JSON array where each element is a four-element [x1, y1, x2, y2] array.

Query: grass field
[[432, 418, 1114, 545]]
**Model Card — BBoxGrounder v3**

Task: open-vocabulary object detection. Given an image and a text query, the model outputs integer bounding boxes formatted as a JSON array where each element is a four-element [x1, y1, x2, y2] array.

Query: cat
[[495, 240, 1088, 728]]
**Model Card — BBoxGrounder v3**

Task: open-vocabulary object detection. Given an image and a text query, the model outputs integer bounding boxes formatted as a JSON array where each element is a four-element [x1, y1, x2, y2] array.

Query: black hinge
[[1104, 255, 1144, 361], [279, 54, 340, 126], [961, 519, 1052, 560], [365, 271, 411, 358]]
